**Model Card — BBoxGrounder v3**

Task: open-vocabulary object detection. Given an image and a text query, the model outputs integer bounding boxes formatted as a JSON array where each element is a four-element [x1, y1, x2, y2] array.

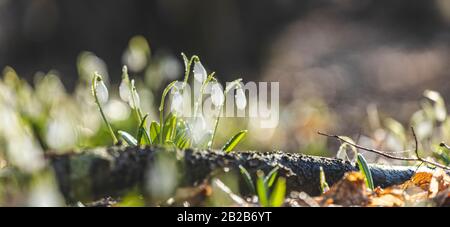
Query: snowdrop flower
[[193, 61, 207, 83], [118, 66, 141, 109], [119, 66, 131, 102], [171, 90, 183, 114], [211, 83, 224, 107], [235, 87, 247, 110], [95, 76, 109, 105], [129, 80, 141, 109]]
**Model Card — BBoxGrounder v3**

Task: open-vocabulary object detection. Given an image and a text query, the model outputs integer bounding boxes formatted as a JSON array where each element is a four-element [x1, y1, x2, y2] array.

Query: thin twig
[[318, 129, 450, 171], [440, 142, 450, 150]]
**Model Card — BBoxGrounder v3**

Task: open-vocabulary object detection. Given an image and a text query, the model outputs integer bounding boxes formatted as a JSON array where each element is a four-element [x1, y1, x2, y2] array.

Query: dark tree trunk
[[49, 146, 419, 203]]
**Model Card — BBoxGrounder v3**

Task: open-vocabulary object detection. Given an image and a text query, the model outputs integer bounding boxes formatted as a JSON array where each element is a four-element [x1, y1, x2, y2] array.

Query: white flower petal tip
[[96, 80, 109, 105], [119, 80, 131, 102], [171, 91, 183, 114], [130, 90, 140, 109], [125, 79, 140, 109], [211, 83, 224, 107], [193, 61, 207, 83], [122, 65, 128, 74]]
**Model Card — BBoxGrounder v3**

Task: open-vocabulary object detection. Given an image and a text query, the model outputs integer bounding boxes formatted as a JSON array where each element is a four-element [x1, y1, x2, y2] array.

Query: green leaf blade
[[238, 165, 255, 194], [256, 171, 269, 207], [264, 166, 279, 188], [357, 153, 374, 190], [150, 121, 160, 144], [118, 130, 137, 146], [269, 177, 286, 207], [137, 114, 151, 145], [222, 130, 247, 152]]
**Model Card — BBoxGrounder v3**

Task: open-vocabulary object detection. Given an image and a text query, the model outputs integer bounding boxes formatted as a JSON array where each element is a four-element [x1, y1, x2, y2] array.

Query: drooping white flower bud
[[193, 61, 207, 83], [235, 88, 246, 110], [129, 80, 140, 109], [119, 65, 131, 102], [211, 83, 224, 107], [171, 91, 183, 114], [119, 79, 131, 102], [96, 77, 109, 105]]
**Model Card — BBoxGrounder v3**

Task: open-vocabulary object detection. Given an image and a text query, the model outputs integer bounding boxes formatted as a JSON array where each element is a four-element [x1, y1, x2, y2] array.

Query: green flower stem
[[193, 73, 216, 119], [209, 108, 222, 149], [181, 53, 199, 90], [122, 66, 142, 123], [92, 73, 118, 144], [159, 80, 178, 144], [130, 88, 142, 123], [209, 79, 242, 149]]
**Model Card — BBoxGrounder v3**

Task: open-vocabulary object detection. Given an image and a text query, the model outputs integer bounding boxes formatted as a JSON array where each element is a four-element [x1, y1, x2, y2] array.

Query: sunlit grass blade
[[256, 170, 269, 207], [163, 113, 177, 143], [319, 166, 330, 194], [159, 80, 179, 143], [269, 177, 286, 207], [264, 166, 279, 188], [222, 130, 247, 152], [238, 165, 255, 194], [118, 130, 137, 146], [174, 129, 190, 149], [357, 153, 374, 190], [177, 137, 191, 149], [137, 114, 151, 145], [150, 121, 160, 144]]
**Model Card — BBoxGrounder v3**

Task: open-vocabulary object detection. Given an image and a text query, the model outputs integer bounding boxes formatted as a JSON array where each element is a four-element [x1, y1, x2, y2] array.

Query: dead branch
[[318, 127, 450, 171], [48, 146, 425, 203]]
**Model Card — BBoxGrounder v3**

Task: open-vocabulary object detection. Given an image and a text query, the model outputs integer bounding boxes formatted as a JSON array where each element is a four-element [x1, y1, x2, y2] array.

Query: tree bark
[[49, 146, 421, 202]]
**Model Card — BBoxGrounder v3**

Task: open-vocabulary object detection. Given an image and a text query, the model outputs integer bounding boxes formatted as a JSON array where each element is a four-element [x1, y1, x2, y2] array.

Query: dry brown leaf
[[317, 172, 369, 206], [406, 171, 433, 191], [369, 169, 450, 206], [370, 187, 405, 207], [370, 194, 404, 207], [402, 170, 450, 198], [429, 169, 450, 197]]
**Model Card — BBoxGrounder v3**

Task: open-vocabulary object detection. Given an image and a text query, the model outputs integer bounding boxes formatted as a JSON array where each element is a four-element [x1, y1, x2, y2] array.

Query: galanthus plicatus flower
[[95, 77, 109, 105], [235, 87, 246, 110], [193, 61, 207, 83], [119, 66, 141, 109], [129, 80, 140, 109], [119, 66, 131, 103], [211, 83, 224, 107], [119, 80, 131, 103], [171, 90, 183, 114]]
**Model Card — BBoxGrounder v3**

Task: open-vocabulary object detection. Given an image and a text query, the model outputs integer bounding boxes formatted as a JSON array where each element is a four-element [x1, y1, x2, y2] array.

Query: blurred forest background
[[1, 0, 450, 155]]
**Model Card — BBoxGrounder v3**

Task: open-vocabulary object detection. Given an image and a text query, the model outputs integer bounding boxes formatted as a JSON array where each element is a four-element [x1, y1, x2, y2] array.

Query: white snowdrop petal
[[235, 88, 247, 110], [171, 92, 183, 114], [211, 83, 224, 107], [129, 89, 140, 109], [119, 80, 131, 102], [96, 81, 109, 104], [171, 81, 184, 95], [193, 61, 207, 83]]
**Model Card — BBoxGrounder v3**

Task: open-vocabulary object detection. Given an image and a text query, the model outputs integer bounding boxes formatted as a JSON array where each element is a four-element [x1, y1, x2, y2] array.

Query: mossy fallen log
[[47, 146, 426, 203]]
